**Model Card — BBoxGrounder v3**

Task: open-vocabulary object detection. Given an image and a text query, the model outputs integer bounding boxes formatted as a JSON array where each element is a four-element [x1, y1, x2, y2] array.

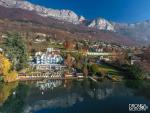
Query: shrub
[[127, 65, 144, 80]]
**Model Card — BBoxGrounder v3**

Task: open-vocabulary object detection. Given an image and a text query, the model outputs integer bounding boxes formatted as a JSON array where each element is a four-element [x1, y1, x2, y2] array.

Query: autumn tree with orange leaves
[[64, 54, 75, 72], [64, 40, 76, 50], [0, 54, 18, 82]]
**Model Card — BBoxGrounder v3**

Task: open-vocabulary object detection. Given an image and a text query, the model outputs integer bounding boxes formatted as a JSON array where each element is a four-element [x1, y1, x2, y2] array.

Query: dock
[[88, 76, 97, 82]]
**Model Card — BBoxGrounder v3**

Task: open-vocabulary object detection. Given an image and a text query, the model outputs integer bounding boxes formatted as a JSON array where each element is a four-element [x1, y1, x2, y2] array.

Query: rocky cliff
[[0, 0, 85, 24], [88, 18, 115, 31]]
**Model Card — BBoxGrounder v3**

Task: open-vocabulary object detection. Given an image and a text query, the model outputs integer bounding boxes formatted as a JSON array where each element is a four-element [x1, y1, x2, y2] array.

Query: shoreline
[[18, 76, 150, 82], [1, 75, 149, 83], [18, 76, 105, 82]]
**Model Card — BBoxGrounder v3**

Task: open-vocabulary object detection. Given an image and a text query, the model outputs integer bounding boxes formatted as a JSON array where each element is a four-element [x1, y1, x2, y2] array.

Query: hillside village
[[0, 32, 149, 82]]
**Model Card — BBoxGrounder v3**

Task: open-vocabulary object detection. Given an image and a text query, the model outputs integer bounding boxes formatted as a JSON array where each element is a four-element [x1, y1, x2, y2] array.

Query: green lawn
[[97, 63, 122, 76]]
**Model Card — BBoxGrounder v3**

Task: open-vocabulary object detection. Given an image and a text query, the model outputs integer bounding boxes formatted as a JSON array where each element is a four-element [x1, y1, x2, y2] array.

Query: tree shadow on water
[[0, 83, 29, 113], [124, 80, 150, 100]]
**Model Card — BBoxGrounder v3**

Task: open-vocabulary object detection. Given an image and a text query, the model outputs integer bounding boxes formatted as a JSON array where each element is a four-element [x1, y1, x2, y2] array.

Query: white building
[[34, 48, 63, 65]]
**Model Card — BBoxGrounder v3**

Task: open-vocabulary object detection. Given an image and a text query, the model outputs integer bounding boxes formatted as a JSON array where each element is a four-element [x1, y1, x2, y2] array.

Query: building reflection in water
[[36, 80, 63, 90], [22, 80, 134, 113], [1, 80, 149, 113]]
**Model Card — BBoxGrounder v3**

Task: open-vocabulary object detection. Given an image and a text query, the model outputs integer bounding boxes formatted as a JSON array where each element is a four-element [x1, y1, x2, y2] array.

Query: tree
[[0, 54, 11, 75], [3, 32, 28, 71], [127, 65, 144, 80], [83, 65, 88, 77], [0, 54, 18, 82], [64, 40, 76, 50], [113, 51, 130, 66], [75, 61, 82, 72], [64, 54, 75, 71]]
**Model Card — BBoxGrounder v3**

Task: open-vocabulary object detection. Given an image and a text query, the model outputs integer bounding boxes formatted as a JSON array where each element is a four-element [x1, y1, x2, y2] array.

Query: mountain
[[114, 21, 150, 45], [0, 0, 149, 46], [87, 18, 150, 45], [0, 0, 116, 32], [0, 5, 135, 47], [0, 0, 85, 24], [87, 18, 115, 31]]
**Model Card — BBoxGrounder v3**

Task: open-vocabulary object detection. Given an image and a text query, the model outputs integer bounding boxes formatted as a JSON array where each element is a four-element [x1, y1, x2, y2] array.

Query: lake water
[[0, 79, 150, 113]]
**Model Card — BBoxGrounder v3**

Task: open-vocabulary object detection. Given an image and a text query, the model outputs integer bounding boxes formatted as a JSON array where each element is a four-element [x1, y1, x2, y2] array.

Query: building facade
[[32, 48, 64, 71]]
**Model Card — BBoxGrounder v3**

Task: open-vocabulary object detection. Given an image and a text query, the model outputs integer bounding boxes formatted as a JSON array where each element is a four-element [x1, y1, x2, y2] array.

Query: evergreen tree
[[3, 32, 28, 71]]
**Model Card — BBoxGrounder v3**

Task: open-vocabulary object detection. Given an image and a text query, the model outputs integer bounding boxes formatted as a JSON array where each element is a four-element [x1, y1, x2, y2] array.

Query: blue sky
[[27, 0, 150, 23]]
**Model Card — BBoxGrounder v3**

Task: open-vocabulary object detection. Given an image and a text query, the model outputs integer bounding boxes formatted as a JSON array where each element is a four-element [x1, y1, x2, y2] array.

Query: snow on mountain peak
[[0, 0, 85, 24], [88, 18, 115, 31]]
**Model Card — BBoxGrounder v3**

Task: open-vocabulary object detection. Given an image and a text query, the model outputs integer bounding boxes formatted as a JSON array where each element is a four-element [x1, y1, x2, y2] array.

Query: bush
[[127, 65, 144, 80], [90, 64, 102, 76]]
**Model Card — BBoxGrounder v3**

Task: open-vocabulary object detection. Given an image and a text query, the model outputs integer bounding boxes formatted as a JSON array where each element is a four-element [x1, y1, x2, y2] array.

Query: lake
[[0, 79, 150, 113]]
